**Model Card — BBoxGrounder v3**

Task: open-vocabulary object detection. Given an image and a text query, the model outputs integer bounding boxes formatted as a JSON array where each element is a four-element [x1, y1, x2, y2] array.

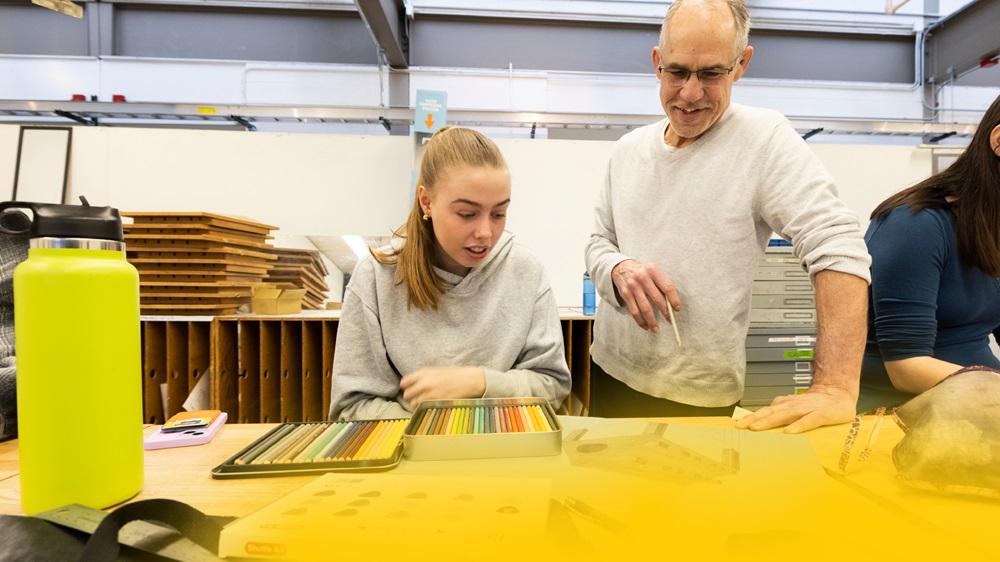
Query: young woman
[[329, 127, 571, 420], [860, 94, 1000, 410]]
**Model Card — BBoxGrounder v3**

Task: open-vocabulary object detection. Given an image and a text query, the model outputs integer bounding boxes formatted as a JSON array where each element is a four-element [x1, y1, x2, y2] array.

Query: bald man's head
[[659, 0, 750, 60]]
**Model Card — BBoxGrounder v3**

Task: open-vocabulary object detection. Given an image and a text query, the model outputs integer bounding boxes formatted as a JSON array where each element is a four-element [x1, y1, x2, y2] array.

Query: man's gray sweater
[[586, 103, 871, 407]]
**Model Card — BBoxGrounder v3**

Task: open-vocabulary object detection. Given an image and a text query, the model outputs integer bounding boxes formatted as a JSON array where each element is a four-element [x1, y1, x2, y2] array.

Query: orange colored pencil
[[512, 406, 526, 432]]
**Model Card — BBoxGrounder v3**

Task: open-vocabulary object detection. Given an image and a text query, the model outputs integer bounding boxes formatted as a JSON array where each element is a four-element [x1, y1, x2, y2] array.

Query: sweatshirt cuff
[[807, 254, 872, 285], [482, 368, 516, 398], [597, 253, 630, 306]]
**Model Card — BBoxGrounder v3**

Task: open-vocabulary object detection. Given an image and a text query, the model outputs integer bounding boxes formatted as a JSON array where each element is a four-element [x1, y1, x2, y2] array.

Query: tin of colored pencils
[[403, 397, 562, 461], [211, 419, 407, 479]]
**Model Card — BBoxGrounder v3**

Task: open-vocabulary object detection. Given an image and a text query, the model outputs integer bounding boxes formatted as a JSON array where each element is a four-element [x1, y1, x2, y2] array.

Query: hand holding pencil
[[610, 259, 683, 346]]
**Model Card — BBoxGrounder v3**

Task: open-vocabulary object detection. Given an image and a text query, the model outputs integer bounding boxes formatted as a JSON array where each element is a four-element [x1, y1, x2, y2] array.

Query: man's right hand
[[611, 260, 682, 332]]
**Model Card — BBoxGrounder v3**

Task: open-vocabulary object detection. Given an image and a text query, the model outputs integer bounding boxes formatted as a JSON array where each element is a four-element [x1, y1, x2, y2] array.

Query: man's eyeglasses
[[656, 58, 741, 88]]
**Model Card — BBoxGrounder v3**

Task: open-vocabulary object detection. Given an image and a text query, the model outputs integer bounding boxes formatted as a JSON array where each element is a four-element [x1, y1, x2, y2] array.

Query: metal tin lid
[[0, 196, 124, 242]]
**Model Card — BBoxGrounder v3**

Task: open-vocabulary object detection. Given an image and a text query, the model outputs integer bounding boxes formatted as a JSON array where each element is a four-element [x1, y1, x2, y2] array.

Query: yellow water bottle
[[1, 198, 143, 514]]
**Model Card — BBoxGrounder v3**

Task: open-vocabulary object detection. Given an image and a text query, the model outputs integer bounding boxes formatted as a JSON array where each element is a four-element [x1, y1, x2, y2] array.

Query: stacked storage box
[[264, 247, 330, 310], [743, 240, 817, 408], [123, 212, 279, 315]]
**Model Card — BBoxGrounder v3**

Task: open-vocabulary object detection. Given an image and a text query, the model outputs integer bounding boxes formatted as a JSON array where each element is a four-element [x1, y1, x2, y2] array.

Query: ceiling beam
[[0, 101, 981, 137], [355, 0, 408, 68], [924, 0, 1000, 84]]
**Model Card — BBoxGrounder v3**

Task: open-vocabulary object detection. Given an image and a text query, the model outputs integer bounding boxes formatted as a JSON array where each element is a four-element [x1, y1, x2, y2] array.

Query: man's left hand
[[734, 385, 855, 433]]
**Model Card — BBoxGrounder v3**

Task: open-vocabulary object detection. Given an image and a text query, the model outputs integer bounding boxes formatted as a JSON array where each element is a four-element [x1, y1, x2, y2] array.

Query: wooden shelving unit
[[139, 311, 594, 423]]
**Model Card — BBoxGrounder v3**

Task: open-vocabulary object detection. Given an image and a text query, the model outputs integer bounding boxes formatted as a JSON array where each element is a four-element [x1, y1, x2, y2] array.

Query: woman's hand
[[399, 366, 486, 408]]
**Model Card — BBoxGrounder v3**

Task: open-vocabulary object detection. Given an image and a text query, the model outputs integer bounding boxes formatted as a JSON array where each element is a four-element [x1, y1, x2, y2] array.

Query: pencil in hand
[[665, 303, 682, 347]]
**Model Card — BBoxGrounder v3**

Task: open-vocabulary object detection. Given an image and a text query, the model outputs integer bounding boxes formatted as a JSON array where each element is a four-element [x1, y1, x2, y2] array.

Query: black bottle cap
[[0, 197, 124, 242]]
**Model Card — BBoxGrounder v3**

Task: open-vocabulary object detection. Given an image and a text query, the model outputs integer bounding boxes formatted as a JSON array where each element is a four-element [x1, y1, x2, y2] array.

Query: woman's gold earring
[[422, 212, 430, 221]]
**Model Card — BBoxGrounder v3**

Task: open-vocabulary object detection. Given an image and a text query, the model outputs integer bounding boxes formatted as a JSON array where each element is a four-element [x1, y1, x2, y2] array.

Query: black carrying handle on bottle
[[79, 499, 230, 562], [0, 197, 95, 236], [0, 201, 37, 235]]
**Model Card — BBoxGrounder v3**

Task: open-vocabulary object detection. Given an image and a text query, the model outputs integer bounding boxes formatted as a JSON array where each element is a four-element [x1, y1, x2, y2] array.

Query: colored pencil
[[526, 405, 544, 433], [426, 409, 439, 435], [414, 410, 431, 436], [511, 405, 521, 432], [235, 423, 296, 465], [533, 405, 553, 431], [367, 420, 396, 459], [529, 405, 544, 432], [369, 420, 399, 459], [438, 408, 451, 435], [280, 423, 327, 463], [518, 406, 535, 432], [433, 408, 447, 435], [353, 421, 385, 460], [336, 420, 374, 460], [514, 406, 527, 432], [426, 409, 441, 435], [301, 422, 345, 461], [338, 421, 377, 460], [514, 406, 528, 432], [318, 421, 361, 459], [254, 424, 312, 464], [417, 409, 431, 436], [427, 409, 441, 436], [377, 420, 406, 458], [275, 423, 321, 461]]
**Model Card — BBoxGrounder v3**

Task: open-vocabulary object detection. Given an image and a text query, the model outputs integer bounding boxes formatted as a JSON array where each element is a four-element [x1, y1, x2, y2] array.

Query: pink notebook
[[144, 412, 228, 450]]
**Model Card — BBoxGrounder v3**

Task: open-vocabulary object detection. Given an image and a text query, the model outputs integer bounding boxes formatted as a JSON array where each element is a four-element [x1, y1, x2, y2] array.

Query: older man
[[585, 0, 871, 432]]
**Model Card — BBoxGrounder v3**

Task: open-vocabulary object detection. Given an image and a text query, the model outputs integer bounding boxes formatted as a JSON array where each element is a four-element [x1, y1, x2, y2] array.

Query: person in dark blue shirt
[[861, 93, 1000, 410]]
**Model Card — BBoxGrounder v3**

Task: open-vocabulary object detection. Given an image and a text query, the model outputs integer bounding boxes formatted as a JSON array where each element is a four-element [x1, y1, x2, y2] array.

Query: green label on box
[[784, 349, 814, 360]]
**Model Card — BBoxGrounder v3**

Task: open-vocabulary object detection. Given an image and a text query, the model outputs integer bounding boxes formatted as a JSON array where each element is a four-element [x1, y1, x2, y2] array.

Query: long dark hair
[[871, 94, 1000, 276]]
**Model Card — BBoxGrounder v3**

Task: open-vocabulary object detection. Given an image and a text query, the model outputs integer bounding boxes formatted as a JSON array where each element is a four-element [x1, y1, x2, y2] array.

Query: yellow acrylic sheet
[[218, 472, 550, 560], [217, 416, 993, 561]]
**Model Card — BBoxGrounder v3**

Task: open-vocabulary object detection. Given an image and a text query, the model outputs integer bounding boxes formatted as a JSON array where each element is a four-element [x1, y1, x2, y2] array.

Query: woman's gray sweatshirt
[[329, 231, 572, 420]]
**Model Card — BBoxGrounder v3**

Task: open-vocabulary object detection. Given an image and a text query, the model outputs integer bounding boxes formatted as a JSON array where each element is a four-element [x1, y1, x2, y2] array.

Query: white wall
[[0, 126, 18, 200], [65, 128, 413, 237], [812, 144, 933, 229], [498, 138, 613, 307], [0, 124, 934, 306]]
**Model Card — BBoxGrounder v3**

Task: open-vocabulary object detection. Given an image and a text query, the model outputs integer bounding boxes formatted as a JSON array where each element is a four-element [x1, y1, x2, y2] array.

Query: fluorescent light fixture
[[31, 0, 83, 18]]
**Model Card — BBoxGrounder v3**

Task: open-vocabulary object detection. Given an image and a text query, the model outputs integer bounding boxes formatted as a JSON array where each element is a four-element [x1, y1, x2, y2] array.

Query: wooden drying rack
[[140, 312, 593, 424]]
